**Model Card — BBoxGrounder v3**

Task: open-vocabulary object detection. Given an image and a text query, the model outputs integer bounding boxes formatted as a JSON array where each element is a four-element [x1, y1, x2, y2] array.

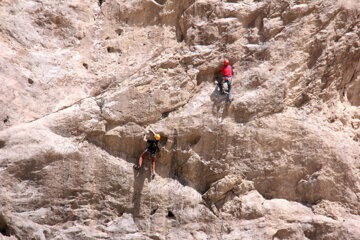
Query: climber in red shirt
[[218, 59, 232, 102]]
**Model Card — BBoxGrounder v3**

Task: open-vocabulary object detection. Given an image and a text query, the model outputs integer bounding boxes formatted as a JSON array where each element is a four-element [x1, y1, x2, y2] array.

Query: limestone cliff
[[0, 0, 360, 239]]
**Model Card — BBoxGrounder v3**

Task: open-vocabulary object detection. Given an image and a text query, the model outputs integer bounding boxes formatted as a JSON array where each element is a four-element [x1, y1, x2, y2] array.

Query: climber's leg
[[134, 150, 148, 170], [151, 155, 156, 178], [226, 79, 232, 101], [218, 78, 224, 94]]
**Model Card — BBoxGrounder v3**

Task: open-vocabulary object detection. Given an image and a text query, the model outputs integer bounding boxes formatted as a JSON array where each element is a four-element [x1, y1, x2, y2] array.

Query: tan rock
[[1, 0, 360, 239]]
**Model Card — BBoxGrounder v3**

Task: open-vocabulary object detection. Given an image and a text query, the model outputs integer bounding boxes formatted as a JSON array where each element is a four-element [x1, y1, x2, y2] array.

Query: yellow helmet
[[154, 134, 161, 141]]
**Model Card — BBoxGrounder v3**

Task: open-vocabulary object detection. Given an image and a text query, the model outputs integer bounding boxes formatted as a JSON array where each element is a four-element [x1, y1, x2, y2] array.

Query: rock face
[[0, 0, 360, 239]]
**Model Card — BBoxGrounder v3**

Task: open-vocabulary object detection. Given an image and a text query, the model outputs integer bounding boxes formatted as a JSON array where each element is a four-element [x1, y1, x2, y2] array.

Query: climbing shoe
[[134, 165, 140, 170]]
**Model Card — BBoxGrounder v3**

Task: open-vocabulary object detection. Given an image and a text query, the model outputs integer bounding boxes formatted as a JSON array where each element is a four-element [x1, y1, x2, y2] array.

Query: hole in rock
[[28, 78, 34, 84], [177, 32, 184, 43], [189, 135, 201, 147], [0, 140, 4, 149], [151, 208, 158, 215], [304, 229, 316, 240], [167, 211, 176, 219], [353, 134, 359, 142], [162, 111, 170, 118], [0, 214, 11, 236], [115, 29, 123, 36], [107, 47, 121, 54], [99, 0, 104, 7], [3, 116, 9, 124], [82, 63, 89, 69], [105, 37, 110, 40]]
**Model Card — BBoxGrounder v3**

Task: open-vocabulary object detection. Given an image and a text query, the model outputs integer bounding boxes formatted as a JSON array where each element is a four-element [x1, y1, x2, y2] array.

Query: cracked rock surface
[[0, 0, 360, 239]]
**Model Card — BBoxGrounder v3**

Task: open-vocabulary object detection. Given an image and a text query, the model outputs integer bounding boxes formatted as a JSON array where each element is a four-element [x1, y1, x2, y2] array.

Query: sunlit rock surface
[[0, 0, 359, 239]]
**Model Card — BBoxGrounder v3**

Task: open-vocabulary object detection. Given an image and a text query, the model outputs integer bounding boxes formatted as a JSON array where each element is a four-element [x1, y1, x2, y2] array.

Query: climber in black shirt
[[134, 129, 160, 178]]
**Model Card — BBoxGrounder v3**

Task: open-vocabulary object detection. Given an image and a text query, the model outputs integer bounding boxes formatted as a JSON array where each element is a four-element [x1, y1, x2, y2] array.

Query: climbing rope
[[61, 157, 67, 222], [216, 109, 220, 160], [173, 184, 182, 240], [165, 128, 180, 240], [219, 207, 225, 240], [149, 95, 152, 113], [165, 169, 171, 239], [215, 109, 225, 239], [178, 190, 183, 240], [60, 145, 73, 223], [148, 171, 153, 234], [148, 93, 153, 235]]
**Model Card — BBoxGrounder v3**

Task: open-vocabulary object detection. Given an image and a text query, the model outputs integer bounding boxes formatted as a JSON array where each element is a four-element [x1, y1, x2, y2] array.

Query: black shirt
[[147, 140, 159, 154]]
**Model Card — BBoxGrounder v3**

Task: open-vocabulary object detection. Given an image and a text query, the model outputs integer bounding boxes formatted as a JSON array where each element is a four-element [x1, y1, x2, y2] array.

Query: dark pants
[[218, 77, 232, 100]]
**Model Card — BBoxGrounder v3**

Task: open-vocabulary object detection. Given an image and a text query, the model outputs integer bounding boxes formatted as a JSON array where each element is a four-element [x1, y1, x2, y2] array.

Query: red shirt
[[221, 65, 232, 77]]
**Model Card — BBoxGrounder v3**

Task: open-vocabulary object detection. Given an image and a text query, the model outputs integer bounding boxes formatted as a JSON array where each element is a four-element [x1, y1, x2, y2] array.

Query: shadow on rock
[[210, 83, 230, 120], [132, 165, 151, 217]]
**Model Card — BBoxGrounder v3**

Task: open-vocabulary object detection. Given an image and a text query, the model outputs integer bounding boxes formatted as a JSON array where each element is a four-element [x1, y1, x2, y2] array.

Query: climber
[[134, 129, 160, 179], [218, 59, 233, 102]]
